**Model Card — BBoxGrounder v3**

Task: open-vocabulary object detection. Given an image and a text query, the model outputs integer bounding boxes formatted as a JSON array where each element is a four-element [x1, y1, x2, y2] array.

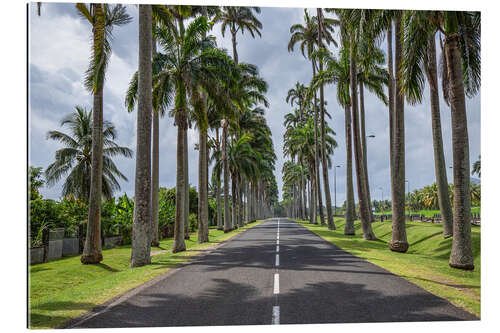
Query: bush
[[189, 213, 198, 232]]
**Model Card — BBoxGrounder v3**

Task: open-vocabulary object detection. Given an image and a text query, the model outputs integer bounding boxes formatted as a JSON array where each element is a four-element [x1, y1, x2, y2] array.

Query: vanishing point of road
[[66, 218, 477, 328]]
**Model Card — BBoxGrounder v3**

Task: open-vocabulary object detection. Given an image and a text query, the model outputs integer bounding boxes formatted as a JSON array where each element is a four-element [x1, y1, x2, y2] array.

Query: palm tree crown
[[45, 106, 132, 201]]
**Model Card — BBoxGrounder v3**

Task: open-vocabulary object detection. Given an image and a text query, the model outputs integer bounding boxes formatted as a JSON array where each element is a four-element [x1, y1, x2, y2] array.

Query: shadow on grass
[[30, 266, 52, 274], [95, 263, 120, 273]]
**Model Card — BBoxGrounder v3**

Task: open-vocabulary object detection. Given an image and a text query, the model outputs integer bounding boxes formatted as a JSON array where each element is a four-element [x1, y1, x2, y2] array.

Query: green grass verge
[[375, 207, 481, 217], [294, 218, 480, 317], [29, 220, 265, 329]]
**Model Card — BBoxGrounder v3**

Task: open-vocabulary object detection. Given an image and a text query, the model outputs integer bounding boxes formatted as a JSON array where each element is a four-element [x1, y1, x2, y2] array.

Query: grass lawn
[[375, 207, 481, 217], [29, 220, 265, 329], [295, 218, 480, 317]]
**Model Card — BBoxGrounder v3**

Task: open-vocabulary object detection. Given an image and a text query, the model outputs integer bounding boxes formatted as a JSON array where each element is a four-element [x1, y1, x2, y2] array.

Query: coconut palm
[[146, 15, 234, 251], [333, 9, 377, 240], [288, 9, 324, 225], [216, 6, 263, 232], [316, 8, 339, 230], [400, 11, 454, 238], [286, 82, 308, 122], [400, 11, 480, 269], [76, 3, 131, 264], [45, 106, 132, 202], [217, 6, 262, 65], [309, 46, 356, 234], [129, 4, 154, 267]]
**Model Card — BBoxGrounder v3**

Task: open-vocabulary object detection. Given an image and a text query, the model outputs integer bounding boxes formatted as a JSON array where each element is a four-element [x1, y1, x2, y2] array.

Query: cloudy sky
[[29, 2, 480, 206]]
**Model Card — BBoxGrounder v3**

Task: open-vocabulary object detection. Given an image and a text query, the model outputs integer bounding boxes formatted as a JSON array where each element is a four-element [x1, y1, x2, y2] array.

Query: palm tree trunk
[[350, 35, 376, 240], [173, 83, 187, 253], [131, 4, 153, 267], [184, 123, 190, 239], [151, 36, 160, 248], [425, 34, 453, 239], [317, 8, 335, 230], [301, 167, 307, 220], [387, 22, 395, 226], [344, 104, 355, 235], [359, 82, 373, 221], [389, 14, 408, 252], [198, 123, 209, 243], [231, 30, 239, 65], [222, 121, 231, 232], [310, 165, 317, 224], [215, 128, 223, 230], [311, 61, 324, 225], [231, 173, 237, 229], [81, 4, 105, 265], [445, 32, 474, 270]]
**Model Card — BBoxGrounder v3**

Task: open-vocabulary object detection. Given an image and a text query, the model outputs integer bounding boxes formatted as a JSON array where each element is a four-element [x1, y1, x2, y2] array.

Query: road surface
[[67, 218, 477, 328]]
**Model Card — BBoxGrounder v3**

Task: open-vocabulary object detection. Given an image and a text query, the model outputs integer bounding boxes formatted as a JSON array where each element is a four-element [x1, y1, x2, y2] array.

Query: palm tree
[[287, 81, 308, 124], [123, 5, 173, 248], [402, 11, 480, 269], [309, 46, 355, 234], [334, 9, 376, 240], [288, 9, 323, 225], [472, 155, 481, 178], [217, 6, 263, 232], [76, 3, 131, 264], [130, 4, 153, 268], [217, 6, 262, 65], [400, 11, 453, 238], [317, 8, 339, 230], [45, 106, 132, 202], [147, 15, 234, 250]]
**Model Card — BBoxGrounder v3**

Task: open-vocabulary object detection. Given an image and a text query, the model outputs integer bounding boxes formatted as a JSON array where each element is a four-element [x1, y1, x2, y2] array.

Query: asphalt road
[[68, 218, 477, 328]]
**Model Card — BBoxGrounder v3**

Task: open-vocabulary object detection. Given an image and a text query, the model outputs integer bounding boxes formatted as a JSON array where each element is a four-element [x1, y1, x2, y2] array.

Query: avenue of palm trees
[[281, 9, 480, 270], [36, 4, 480, 273], [60, 4, 277, 268]]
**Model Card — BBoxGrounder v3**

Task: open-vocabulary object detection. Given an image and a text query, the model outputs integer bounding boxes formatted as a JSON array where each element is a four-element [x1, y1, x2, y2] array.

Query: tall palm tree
[[217, 6, 262, 65], [389, 12, 408, 252], [76, 3, 131, 264], [400, 11, 453, 238], [309, 46, 355, 234], [131, 4, 153, 267], [316, 8, 339, 230], [45, 106, 132, 202], [288, 9, 323, 224], [217, 6, 263, 232], [334, 9, 376, 240], [413, 11, 479, 270], [146, 15, 233, 251], [123, 5, 173, 248], [399, 11, 480, 269]]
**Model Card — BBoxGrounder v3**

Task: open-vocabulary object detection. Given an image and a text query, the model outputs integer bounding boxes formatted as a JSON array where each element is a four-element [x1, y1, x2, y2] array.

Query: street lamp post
[[366, 135, 375, 218], [378, 187, 383, 212], [334, 165, 341, 215]]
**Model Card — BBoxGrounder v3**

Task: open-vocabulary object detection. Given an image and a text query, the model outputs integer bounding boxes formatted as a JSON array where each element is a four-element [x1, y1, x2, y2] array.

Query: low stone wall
[[62, 238, 79, 256], [103, 235, 122, 249], [30, 247, 45, 265], [47, 228, 65, 261]]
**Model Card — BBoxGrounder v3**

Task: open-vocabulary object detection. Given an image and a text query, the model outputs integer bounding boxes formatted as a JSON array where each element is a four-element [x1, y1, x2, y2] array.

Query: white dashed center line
[[275, 254, 280, 267], [274, 273, 280, 294]]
